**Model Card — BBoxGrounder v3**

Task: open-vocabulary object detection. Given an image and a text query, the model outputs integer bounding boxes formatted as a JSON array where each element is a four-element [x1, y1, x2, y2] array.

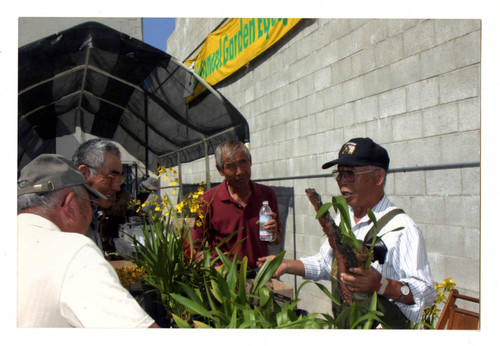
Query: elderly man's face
[[85, 152, 123, 209], [218, 150, 251, 189], [335, 166, 379, 210]]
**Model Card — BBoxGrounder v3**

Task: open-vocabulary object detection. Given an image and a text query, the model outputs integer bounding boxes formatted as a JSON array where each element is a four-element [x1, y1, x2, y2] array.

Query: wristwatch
[[396, 282, 410, 302]]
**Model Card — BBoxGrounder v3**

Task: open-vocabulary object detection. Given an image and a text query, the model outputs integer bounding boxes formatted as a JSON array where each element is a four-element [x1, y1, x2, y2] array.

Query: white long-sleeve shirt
[[300, 195, 437, 323]]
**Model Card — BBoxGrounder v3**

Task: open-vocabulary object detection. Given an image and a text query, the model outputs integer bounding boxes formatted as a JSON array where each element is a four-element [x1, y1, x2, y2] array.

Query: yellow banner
[[185, 18, 301, 100]]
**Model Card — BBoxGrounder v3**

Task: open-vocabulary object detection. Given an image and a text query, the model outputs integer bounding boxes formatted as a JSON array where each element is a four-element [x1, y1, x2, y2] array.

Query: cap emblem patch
[[342, 142, 357, 155]]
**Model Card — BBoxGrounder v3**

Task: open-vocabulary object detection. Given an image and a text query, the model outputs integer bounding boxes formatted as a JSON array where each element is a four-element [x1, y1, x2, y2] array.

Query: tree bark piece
[[305, 188, 359, 305]]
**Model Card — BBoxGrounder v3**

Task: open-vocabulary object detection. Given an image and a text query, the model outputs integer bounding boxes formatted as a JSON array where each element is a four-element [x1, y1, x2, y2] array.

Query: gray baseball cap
[[18, 154, 106, 200]]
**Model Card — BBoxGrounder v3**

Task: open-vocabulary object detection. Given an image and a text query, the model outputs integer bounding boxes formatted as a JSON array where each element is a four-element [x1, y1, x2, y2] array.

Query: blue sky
[[142, 18, 176, 52]]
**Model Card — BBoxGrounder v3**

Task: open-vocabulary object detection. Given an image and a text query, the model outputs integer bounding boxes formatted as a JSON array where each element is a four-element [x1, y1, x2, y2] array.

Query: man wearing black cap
[[258, 138, 436, 328], [17, 154, 158, 328]]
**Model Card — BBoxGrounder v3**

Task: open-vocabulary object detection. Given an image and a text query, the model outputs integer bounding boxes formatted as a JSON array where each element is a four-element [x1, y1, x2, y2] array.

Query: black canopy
[[18, 21, 249, 172]]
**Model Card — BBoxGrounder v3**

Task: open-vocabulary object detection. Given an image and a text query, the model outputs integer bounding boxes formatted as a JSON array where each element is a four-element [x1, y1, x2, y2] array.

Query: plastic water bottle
[[259, 201, 274, 242]]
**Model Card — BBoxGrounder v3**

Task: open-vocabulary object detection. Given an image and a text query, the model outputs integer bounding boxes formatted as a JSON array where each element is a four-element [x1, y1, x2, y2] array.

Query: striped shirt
[[300, 195, 437, 323]]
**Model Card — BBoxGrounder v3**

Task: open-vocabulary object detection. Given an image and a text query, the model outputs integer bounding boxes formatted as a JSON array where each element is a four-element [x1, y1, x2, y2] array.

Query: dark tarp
[[18, 21, 249, 172]]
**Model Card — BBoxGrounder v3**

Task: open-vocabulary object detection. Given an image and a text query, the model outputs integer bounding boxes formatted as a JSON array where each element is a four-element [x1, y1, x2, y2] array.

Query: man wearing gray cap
[[17, 154, 158, 328], [258, 137, 436, 328]]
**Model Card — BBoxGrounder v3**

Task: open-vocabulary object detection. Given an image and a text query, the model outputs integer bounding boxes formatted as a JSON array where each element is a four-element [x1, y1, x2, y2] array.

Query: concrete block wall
[[168, 18, 480, 316]]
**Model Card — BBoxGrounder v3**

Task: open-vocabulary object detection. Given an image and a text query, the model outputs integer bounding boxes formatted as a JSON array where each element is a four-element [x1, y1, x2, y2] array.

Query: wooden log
[[305, 188, 359, 305]]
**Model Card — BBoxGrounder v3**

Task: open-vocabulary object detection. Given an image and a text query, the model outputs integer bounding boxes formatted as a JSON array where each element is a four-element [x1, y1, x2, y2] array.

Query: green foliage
[[316, 195, 361, 252], [128, 190, 392, 329], [317, 195, 402, 269], [127, 193, 206, 321], [170, 250, 334, 328]]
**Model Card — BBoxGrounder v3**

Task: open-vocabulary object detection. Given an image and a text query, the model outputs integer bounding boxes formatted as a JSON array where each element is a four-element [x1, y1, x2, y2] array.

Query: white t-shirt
[[17, 213, 155, 328]]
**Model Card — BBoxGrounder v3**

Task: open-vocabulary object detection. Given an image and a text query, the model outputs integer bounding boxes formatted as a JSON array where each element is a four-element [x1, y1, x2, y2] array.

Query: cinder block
[[425, 225, 464, 257], [402, 20, 436, 58], [387, 19, 422, 38], [458, 98, 480, 132], [331, 57, 353, 85], [320, 41, 341, 67], [392, 110, 423, 141], [363, 19, 389, 45], [406, 77, 439, 112], [335, 105, 356, 133], [409, 195, 446, 225], [390, 54, 420, 89], [443, 256, 479, 292], [455, 31, 481, 68], [343, 122, 367, 141], [366, 118, 394, 145], [351, 47, 376, 77], [315, 109, 335, 132], [463, 227, 480, 260], [319, 85, 344, 110], [434, 19, 481, 45], [426, 169, 462, 196], [420, 40, 456, 79], [439, 65, 480, 103], [298, 74, 315, 99], [422, 103, 459, 137], [441, 132, 480, 164], [378, 88, 406, 118], [298, 115, 317, 137], [354, 96, 378, 124], [364, 65, 391, 96], [374, 34, 404, 68], [342, 76, 365, 103], [313, 66, 333, 92], [306, 93, 325, 116], [393, 171, 426, 195], [462, 167, 480, 195], [443, 195, 479, 228]]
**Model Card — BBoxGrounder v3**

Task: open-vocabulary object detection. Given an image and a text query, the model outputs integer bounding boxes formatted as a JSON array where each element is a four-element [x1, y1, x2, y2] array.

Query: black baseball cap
[[18, 154, 106, 200], [322, 137, 389, 170]]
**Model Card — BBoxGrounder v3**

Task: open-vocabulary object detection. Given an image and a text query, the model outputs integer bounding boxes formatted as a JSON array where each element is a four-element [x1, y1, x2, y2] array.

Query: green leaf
[[169, 293, 212, 318], [171, 313, 192, 328], [251, 251, 285, 293], [315, 202, 332, 219]]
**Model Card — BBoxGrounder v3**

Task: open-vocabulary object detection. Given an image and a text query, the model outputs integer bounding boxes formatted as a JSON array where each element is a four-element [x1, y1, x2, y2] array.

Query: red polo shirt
[[192, 180, 281, 269]]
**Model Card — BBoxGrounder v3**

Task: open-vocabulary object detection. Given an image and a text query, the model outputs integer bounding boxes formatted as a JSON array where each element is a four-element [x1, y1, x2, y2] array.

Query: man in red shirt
[[192, 140, 282, 269]]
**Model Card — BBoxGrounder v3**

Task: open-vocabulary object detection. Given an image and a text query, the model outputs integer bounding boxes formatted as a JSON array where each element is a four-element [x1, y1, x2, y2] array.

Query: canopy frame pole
[[177, 151, 183, 199], [144, 94, 149, 175], [204, 139, 211, 189]]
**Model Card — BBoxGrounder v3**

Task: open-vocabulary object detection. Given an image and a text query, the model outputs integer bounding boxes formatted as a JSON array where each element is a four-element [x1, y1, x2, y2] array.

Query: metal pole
[[205, 139, 211, 189], [144, 94, 149, 174], [252, 162, 480, 183], [177, 151, 183, 199]]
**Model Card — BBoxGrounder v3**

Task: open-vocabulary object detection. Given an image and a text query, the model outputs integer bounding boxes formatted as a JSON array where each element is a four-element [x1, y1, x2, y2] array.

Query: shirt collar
[[219, 179, 256, 202], [349, 194, 391, 224]]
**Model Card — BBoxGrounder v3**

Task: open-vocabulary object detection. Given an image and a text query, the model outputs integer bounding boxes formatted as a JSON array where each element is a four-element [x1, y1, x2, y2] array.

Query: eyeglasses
[[85, 164, 125, 185], [223, 159, 250, 171], [77, 195, 100, 212], [98, 173, 126, 186], [331, 169, 377, 183]]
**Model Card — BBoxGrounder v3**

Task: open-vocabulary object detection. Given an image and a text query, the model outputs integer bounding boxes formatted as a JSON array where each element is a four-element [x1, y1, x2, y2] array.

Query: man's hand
[[257, 256, 305, 278], [340, 267, 382, 293], [257, 212, 282, 245], [257, 255, 286, 277]]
